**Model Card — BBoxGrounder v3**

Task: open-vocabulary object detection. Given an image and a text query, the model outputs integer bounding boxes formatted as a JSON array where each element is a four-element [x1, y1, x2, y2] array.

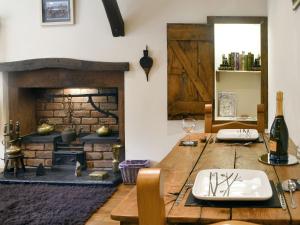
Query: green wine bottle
[[269, 91, 289, 161]]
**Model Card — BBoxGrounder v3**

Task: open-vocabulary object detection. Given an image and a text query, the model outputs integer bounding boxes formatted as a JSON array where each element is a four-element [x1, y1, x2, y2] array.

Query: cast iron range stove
[[53, 139, 86, 170]]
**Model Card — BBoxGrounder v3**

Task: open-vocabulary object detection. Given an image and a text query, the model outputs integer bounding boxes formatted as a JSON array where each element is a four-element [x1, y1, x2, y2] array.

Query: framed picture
[[293, 0, 300, 10], [218, 92, 237, 117], [41, 0, 74, 25]]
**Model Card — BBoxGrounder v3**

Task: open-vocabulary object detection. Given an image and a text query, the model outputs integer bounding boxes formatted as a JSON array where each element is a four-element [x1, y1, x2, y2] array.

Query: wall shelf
[[215, 116, 257, 122], [216, 70, 261, 81]]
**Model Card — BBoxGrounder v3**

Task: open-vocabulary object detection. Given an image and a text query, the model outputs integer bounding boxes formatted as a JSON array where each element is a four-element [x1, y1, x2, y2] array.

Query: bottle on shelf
[[247, 52, 254, 71], [269, 91, 289, 162], [218, 51, 261, 71], [240, 51, 245, 71]]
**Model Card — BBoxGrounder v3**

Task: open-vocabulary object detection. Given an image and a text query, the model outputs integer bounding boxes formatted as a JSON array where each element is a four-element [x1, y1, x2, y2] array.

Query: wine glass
[[182, 118, 196, 146]]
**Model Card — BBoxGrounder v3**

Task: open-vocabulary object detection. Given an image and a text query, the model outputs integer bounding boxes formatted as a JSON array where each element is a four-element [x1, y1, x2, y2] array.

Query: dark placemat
[[185, 181, 281, 208], [179, 141, 198, 147]]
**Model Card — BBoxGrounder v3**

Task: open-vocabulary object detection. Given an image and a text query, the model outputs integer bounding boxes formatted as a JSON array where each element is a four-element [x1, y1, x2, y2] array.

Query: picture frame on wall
[[41, 0, 74, 25], [218, 92, 237, 117], [293, 0, 300, 10]]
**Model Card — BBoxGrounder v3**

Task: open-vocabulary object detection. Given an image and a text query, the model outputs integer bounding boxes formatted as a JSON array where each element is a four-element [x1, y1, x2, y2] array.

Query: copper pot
[[96, 126, 111, 136], [37, 120, 55, 135]]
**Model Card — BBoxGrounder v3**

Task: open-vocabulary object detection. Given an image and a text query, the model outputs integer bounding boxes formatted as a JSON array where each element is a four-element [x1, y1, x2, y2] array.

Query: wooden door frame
[[207, 16, 268, 128]]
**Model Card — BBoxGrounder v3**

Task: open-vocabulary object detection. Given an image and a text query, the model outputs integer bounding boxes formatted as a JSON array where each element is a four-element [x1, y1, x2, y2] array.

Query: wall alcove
[[167, 16, 268, 128]]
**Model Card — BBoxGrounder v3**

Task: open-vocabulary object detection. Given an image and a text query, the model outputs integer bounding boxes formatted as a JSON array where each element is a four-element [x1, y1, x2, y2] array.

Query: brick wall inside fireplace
[[35, 88, 119, 133]]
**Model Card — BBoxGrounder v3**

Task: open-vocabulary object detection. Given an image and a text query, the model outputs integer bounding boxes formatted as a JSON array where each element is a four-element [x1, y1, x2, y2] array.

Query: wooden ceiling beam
[[102, 0, 125, 37]]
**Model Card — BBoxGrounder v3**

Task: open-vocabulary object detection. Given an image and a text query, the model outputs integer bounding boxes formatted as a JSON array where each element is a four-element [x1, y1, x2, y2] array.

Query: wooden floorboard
[[86, 184, 134, 225]]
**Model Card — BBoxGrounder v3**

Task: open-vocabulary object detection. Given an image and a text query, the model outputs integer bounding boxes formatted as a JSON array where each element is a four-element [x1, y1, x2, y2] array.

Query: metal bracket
[[88, 96, 118, 123]]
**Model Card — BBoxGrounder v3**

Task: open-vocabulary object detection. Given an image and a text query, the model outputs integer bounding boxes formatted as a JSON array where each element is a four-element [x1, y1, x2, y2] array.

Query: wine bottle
[[269, 91, 289, 161]]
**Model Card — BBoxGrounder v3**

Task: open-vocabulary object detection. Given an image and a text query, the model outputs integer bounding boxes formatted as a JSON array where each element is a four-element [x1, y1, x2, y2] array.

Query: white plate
[[192, 169, 272, 201], [216, 129, 259, 141]]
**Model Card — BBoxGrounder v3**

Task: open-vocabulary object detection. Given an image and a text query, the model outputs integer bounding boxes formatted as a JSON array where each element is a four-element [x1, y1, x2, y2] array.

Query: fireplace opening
[[20, 87, 122, 170]]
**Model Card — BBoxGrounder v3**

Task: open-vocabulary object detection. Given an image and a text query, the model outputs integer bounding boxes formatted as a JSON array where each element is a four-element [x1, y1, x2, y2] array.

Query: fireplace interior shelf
[[22, 132, 61, 143], [80, 133, 120, 144]]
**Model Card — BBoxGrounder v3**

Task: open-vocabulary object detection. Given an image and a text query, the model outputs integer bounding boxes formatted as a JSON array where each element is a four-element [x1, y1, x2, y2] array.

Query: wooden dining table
[[111, 133, 300, 225]]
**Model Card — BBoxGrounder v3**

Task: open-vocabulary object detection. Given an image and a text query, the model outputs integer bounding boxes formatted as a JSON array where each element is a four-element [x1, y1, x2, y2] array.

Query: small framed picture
[[293, 0, 300, 10], [41, 0, 74, 25], [218, 92, 237, 117]]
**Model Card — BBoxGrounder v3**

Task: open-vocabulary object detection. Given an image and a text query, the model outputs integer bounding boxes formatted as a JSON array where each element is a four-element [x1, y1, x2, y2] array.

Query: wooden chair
[[209, 221, 260, 225], [204, 104, 265, 133], [136, 168, 166, 225]]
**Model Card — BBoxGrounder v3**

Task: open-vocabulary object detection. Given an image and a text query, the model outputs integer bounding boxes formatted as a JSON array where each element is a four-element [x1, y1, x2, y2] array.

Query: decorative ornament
[[139, 45, 153, 81]]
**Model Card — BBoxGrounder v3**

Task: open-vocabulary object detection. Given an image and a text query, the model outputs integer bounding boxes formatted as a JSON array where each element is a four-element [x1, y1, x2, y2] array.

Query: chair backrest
[[209, 220, 260, 225], [136, 168, 166, 225], [204, 104, 265, 133]]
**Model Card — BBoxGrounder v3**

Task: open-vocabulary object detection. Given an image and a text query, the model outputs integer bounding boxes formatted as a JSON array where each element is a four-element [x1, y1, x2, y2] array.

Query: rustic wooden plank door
[[167, 24, 214, 120]]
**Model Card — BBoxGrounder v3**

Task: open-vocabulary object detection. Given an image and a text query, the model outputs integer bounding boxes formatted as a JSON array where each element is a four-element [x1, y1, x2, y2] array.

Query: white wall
[[268, 0, 300, 146], [0, 0, 267, 163]]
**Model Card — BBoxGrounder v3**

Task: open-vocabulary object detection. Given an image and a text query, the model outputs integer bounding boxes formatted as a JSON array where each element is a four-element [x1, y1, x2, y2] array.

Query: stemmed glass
[[182, 118, 196, 146]]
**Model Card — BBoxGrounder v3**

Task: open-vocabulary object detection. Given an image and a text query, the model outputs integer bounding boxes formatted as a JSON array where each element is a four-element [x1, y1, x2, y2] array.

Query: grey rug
[[0, 184, 116, 225]]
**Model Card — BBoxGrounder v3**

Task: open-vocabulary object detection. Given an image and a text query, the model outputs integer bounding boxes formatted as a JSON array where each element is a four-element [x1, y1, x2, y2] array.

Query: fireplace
[[0, 58, 129, 171]]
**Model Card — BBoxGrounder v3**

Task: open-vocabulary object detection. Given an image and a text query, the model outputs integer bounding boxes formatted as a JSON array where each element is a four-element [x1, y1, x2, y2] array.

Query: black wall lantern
[[139, 46, 153, 82]]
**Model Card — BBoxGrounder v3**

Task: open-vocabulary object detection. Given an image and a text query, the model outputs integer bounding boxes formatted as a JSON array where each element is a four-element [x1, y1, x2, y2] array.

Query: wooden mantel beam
[[102, 0, 125, 37], [0, 58, 129, 72]]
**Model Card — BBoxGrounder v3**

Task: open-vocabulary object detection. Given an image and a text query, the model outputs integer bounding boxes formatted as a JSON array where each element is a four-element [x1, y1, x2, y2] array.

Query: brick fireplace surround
[[0, 58, 129, 170]]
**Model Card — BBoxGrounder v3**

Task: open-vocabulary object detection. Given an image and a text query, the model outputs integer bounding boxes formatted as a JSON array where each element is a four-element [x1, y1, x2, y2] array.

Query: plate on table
[[216, 129, 259, 141], [192, 169, 272, 201]]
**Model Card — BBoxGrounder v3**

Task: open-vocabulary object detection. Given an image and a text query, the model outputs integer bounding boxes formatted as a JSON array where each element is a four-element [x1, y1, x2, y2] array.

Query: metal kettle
[[61, 126, 82, 143]]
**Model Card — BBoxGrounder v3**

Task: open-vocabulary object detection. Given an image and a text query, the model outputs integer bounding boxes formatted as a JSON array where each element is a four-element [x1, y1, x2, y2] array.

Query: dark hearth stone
[[0, 168, 122, 186], [22, 132, 61, 143], [80, 132, 120, 144], [36, 163, 45, 176]]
